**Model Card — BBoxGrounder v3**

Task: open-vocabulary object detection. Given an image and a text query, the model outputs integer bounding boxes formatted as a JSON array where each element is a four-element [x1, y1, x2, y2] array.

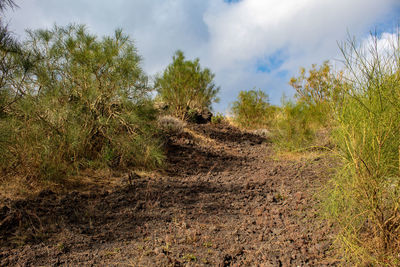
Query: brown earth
[[0, 122, 338, 266]]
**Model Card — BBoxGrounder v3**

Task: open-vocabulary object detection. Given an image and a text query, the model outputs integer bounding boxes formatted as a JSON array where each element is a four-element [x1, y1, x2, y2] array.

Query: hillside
[[0, 122, 338, 266]]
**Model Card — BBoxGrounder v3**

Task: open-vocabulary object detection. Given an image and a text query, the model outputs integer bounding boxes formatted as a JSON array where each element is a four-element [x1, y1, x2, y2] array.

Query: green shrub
[[0, 24, 164, 181], [211, 112, 224, 124], [324, 33, 400, 265], [231, 89, 274, 129], [271, 61, 341, 151], [290, 61, 343, 106], [271, 98, 328, 151], [155, 50, 219, 120], [0, 0, 24, 118]]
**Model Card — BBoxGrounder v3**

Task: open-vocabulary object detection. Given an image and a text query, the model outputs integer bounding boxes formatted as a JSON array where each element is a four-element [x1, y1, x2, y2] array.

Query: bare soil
[[0, 122, 338, 266]]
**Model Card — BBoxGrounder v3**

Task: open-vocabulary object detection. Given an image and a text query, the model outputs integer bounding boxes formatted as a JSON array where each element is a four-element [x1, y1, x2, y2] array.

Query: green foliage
[[271, 61, 341, 151], [0, 24, 164, 181], [0, 0, 24, 118], [211, 112, 224, 124], [271, 98, 327, 151], [289, 61, 343, 106], [231, 89, 273, 129], [324, 33, 400, 265], [155, 50, 220, 120]]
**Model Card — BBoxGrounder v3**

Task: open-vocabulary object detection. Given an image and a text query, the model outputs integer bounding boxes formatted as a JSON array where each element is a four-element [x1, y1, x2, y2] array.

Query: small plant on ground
[[182, 253, 197, 262], [158, 115, 186, 135], [211, 112, 224, 124]]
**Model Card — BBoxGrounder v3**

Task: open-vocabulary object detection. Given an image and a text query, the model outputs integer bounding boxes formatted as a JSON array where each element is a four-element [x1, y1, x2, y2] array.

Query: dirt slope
[[0, 122, 338, 266]]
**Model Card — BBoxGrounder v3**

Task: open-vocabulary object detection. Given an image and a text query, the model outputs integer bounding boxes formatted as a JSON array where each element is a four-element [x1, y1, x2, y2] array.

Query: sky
[[4, 0, 400, 113]]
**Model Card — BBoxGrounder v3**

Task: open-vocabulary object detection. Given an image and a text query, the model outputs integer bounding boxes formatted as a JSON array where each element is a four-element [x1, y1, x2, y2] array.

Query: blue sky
[[5, 0, 400, 113], [224, 0, 241, 3]]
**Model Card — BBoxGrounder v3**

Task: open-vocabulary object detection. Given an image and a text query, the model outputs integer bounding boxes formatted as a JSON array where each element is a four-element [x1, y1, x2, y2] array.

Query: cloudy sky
[[4, 0, 400, 112]]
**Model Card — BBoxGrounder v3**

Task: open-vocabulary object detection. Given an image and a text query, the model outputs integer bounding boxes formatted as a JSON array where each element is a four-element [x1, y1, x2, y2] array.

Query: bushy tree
[[231, 89, 273, 129], [1, 24, 163, 181], [271, 61, 346, 150], [155, 50, 219, 120], [0, 0, 16, 11], [0, 0, 23, 116], [289, 61, 344, 105]]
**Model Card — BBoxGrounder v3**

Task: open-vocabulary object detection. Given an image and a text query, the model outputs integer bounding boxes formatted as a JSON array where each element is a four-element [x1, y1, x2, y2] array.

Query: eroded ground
[[0, 123, 338, 266]]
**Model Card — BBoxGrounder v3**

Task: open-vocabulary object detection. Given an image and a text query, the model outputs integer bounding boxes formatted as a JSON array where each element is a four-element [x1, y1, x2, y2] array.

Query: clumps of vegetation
[[0, 24, 164, 182], [227, 31, 400, 264], [155, 50, 220, 121], [289, 61, 343, 106], [229, 67, 334, 150], [211, 112, 224, 124], [230, 89, 275, 129], [324, 33, 400, 265], [0, 0, 21, 118], [158, 115, 187, 135], [251, 128, 271, 138], [271, 98, 326, 151], [271, 61, 341, 151]]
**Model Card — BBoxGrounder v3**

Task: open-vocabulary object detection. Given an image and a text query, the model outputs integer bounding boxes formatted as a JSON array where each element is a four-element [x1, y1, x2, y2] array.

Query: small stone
[[294, 192, 303, 202]]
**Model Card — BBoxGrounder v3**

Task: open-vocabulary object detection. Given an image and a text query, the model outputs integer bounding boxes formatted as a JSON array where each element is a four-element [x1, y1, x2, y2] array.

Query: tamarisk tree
[[155, 50, 219, 120]]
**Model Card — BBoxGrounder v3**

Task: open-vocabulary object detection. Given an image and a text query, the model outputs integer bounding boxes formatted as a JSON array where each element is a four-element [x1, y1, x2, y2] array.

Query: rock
[[38, 189, 55, 198], [186, 109, 213, 124], [219, 254, 233, 267], [294, 192, 304, 202]]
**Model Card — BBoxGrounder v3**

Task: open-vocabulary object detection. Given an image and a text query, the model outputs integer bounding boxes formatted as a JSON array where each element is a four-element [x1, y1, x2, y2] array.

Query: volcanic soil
[[0, 122, 338, 266]]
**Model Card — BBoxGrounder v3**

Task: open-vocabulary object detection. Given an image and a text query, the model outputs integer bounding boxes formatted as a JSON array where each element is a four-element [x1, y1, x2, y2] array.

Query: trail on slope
[[0, 123, 337, 266]]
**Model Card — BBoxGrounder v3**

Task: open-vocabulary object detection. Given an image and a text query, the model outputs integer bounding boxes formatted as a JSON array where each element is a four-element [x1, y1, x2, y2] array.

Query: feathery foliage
[[0, 0, 23, 116], [230, 89, 273, 129], [271, 62, 341, 150], [0, 24, 163, 181], [289, 61, 344, 106], [324, 32, 400, 265], [155, 50, 219, 120], [0, 0, 16, 12], [271, 97, 327, 150]]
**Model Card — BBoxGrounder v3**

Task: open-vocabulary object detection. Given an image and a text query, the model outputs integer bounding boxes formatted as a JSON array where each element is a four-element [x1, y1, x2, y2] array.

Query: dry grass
[[251, 128, 272, 138], [271, 150, 327, 162], [0, 168, 152, 200], [183, 128, 216, 146], [158, 115, 187, 135]]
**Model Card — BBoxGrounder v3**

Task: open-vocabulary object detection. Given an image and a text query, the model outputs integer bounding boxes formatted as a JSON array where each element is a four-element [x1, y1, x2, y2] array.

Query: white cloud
[[338, 32, 400, 83], [4, 0, 399, 111], [201, 0, 398, 109], [203, 0, 396, 69]]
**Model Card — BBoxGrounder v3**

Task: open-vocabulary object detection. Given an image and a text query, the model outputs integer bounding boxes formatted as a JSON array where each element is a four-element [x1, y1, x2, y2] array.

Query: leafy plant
[[155, 50, 219, 120], [0, 0, 16, 10], [0, 0, 24, 116]]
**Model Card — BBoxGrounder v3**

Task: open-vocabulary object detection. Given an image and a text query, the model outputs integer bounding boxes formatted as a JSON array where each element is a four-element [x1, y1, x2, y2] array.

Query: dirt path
[[0, 123, 338, 266]]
